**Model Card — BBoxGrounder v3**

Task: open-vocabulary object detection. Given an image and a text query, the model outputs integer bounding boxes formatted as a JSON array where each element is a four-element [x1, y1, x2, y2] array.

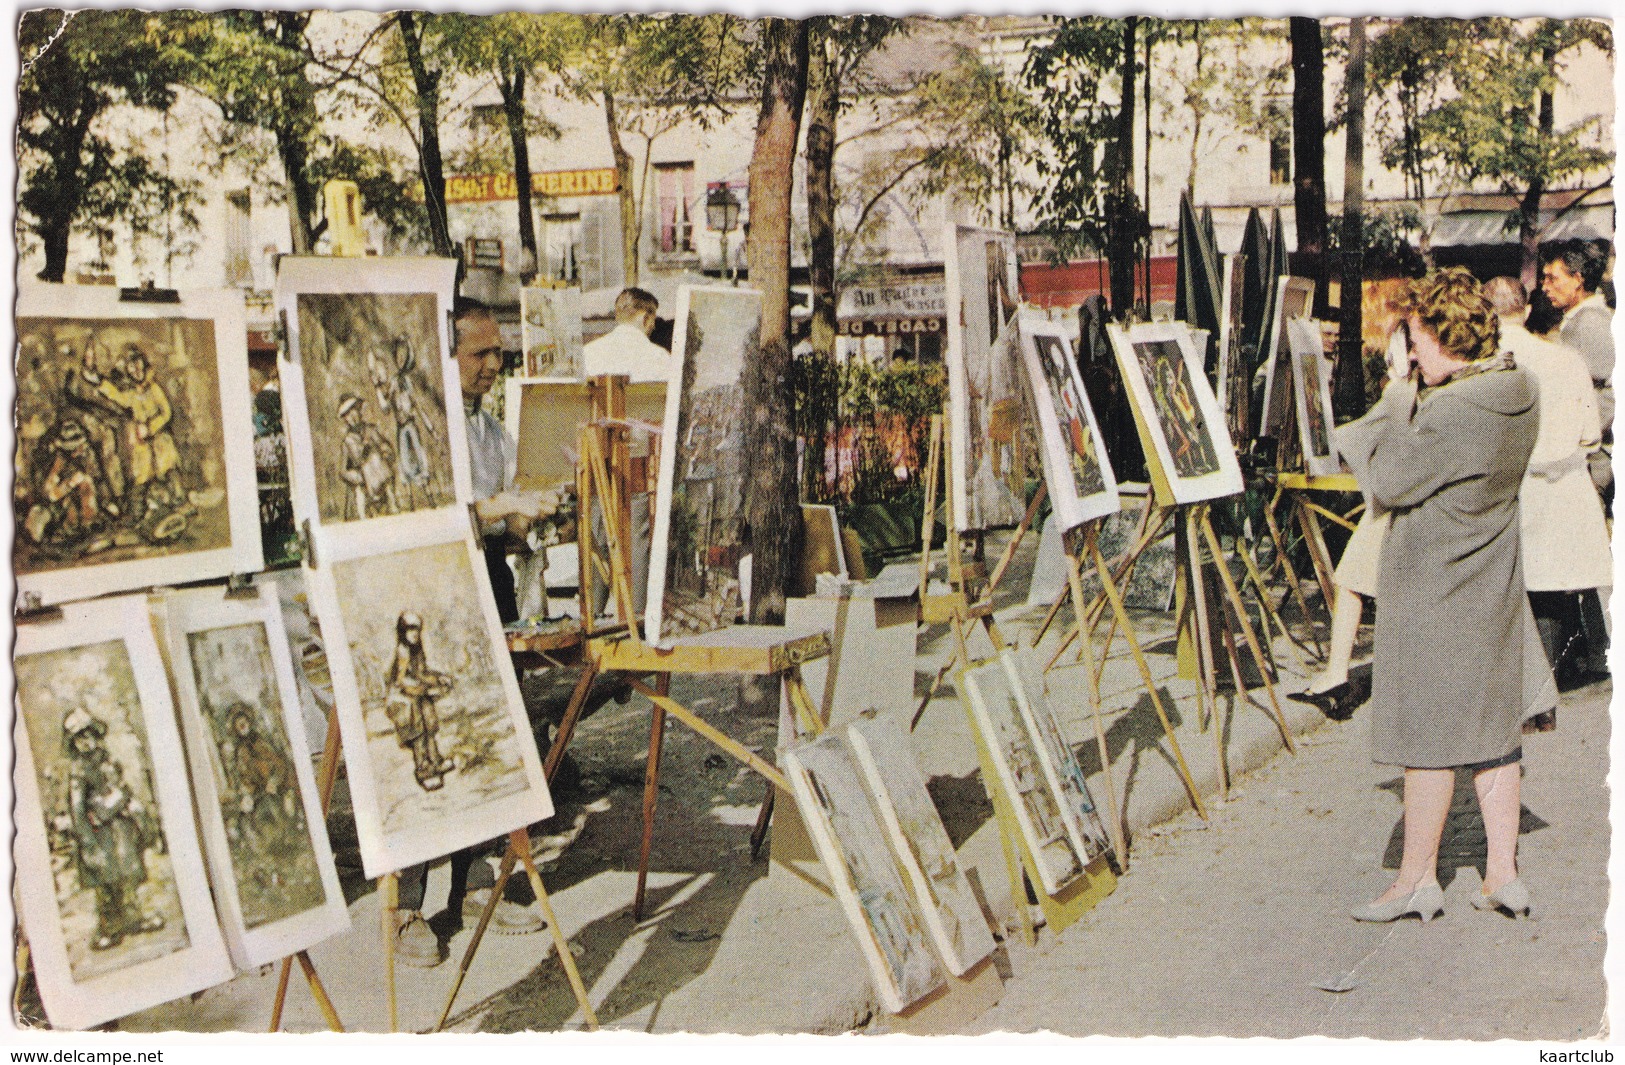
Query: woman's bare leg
[[1308, 586, 1364, 693], [1473, 761, 1522, 894], [1373, 766, 1453, 904]]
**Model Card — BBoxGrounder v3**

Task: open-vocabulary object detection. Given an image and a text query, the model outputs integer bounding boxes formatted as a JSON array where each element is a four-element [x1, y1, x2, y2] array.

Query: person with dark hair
[[583, 287, 670, 382], [1335, 268, 1547, 923], [1539, 238, 1613, 494]]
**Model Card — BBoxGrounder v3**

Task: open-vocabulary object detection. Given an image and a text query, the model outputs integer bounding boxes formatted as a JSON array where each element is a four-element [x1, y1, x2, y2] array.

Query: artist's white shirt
[[583, 324, 672, 383], [465, 399, 516, 536]]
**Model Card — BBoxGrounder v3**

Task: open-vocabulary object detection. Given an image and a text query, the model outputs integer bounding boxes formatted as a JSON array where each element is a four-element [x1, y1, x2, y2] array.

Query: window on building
[[542, 212, 582, 282], [224, 189, 253, 288], [654, 162, 695, 255], [1266, 100, 1291, 186]]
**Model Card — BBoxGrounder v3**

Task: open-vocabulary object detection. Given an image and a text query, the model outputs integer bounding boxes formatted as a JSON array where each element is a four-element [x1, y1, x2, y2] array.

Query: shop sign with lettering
[[441, 167, 620, 204]]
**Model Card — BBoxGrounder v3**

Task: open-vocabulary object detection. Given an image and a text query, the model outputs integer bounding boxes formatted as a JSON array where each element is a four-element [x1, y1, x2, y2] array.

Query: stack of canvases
[[12, 284, 347, 1029]]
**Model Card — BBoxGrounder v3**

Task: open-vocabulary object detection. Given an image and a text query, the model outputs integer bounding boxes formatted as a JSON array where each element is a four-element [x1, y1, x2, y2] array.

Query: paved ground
[[92, 527, 1610, 1041]]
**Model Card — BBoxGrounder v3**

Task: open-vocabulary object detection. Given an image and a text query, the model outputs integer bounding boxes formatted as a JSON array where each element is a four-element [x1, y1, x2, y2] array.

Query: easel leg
[[1235, 528, 1314, 671], [996, 807, 1037, 947], [1090, 537, 1208, 820], [269, 949, 294, 1033], [1294, 496, 1339, 609], [1067, 534, 1127, 866], [382, 871, 398, 1033], [1184, 508, 1227, 798], [1264, 487, 1322, 656], [271, 711, 346, 1033], [545, 660, 599, 781], [918, 414, 943, 596], [633, 673, 672, 922], [1199, 514, 1295, 752], [509, 828, 600, 1030], [749, 787, 775, 860], [295, 952, 343, 1032], [436, 847, 520, 1032]]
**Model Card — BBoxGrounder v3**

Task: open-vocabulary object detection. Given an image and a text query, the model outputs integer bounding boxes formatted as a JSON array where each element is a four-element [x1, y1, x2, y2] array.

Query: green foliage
[[793, 353, 946, 507], [1325, 203, 1427, 277], [312, 142, 427, 247]]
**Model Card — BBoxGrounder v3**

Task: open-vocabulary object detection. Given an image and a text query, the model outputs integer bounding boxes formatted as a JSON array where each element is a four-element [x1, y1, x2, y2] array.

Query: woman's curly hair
[[1399, 267, 1501, 363]]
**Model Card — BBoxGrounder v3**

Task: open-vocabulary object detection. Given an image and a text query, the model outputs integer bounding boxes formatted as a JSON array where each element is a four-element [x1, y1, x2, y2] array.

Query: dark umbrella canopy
[[1237, 207, 1271, 360], [1174, 191, 1224, 379]]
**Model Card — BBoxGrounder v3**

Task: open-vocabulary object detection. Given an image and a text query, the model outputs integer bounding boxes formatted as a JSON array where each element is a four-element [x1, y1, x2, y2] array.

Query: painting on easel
[[521, 285, 585, 380], [1111, 322, 1245, 505], [1258, 275, 1317, 440], [646, 285, 763, 646], [15, 285, 262, 606], [505, 378, 666, 490], [161, 585, 349, 970], [847, 717, 997, 977], [946, 224, 1034, 531], [275, 256, 467, 531], [785, 732, 946, 1013], [1017, 311, 1121, 530], [14, 596, 232, 1030], [305, 513, 552, 877], [1004, 651, 1114, 865], [1287, 318, 1341, 478]]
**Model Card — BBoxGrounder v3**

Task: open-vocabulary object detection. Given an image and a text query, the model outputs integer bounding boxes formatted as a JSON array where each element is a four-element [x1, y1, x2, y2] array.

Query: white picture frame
[[1111, 321, 1245, 505], [646, 284, 763, 647], [1258, 275, 1317, 439], [1287, 317, 1342, 478], [1016, 309, 1121, 531], [15, 283, 263, 606], [302, 508, 551, 878], [784, 732, 946, 1013], [274, 255, 469, 531], [14, 595, 233, 1030], [520, 285, 586, 380], [846, 717, 997, 977], [158, 584, 349, 970]]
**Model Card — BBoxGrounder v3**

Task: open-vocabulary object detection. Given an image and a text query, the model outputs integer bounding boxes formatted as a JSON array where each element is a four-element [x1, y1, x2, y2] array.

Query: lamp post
[[706, 182, 741, 286]]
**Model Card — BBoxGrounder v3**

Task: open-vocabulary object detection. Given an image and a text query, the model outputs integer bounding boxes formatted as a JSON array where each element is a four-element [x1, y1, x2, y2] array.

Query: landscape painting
[[959, 657, 1083, 897], [1018, 313, 1121, 531], [847, 717, 997, 977], [1258, 276, 1317, 440], [164, 585, 348, 969], [646, 285, 763, 646], [275, 256, 465, 531], [13, 595, 231, 1030], [785, 733, 946, 1013], [521, 286, 585, 379], [947, 224, 1034, 531], [1004, 651, 1115, 866], [14, 285, 261, 606], [1111, 322, 1244, 505], [308, 516, 551, 877], [1287, 317, 1341, 477]]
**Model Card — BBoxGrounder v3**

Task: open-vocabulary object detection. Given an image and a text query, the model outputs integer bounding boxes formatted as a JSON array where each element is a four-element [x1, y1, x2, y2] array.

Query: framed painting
[[1216, 252, 1251, 441], [784, 733, 946, 1013], [958, 657, 1083, 897], [1258, 275, 1317, 439], [646, 285, 763, 646], [846, 717, 996, 977], [521, 285, 585, 380], [504, 377, 667, 491], [274, 256, 468, 530], [1003, 651, 1115, 866], [158, 585, 348, 970], [1111, 322, 1244, 505], [793, 503, 848, 596], [1287, 317, 1341, 478], [14, 595, 232, 1030], [303, 510, 552, 877], [15, 284, 262, 606], [945, 224, 1033, 531], [1017, 310, 1121, 531]]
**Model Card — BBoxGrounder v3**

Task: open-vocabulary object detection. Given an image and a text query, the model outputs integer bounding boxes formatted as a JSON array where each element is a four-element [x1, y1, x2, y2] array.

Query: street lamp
[[706, 183, 740, 285]]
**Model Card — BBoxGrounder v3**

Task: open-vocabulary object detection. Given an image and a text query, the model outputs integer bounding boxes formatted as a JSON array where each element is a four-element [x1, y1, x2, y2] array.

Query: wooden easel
[[1268, 471, 1362, 628], [435, 375, 830, 1030]]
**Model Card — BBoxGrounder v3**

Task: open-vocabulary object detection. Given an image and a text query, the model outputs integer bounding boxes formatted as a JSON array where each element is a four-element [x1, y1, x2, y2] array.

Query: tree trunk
[[399, 12, 453, 260], [275, 123, 317, 254], [805, 23, 838, 363], [1518, 43, 1559, 289], [499, 62, 537, 284], [743, 16, 809, 647], [34, 104, 93, 282], [1336, 17, 1367, 421], [1106, 16, 1139, 319], [603, 92, 639, 288], [1290, 16, 1329, 317]]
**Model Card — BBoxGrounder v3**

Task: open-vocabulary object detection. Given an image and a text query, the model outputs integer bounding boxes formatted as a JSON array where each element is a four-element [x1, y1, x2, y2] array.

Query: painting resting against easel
[[946, 223, 1036, 530], [14, 284, 262, 606], [521, 285, 585, 379], [303, 511, 552, 878], [13, 595, 232, 1030], [1110, 321, 1245, 505], [1258, 275, 1317, 440], [960, 651, 1109, 897], [646, 285, 764, 646], [160, 585, 349, 970], [505, 377, 667, 489], [275, 256, 469, 531], [1287, 317, 1342, 478], [1017, 310, 1121, 530], [785, 732, 947, 1014], [847, 717, 997, 978]]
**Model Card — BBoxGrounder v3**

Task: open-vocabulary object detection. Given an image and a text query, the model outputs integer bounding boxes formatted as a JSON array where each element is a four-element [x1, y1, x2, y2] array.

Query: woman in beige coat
[[1335, 270, 1542, 922]]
